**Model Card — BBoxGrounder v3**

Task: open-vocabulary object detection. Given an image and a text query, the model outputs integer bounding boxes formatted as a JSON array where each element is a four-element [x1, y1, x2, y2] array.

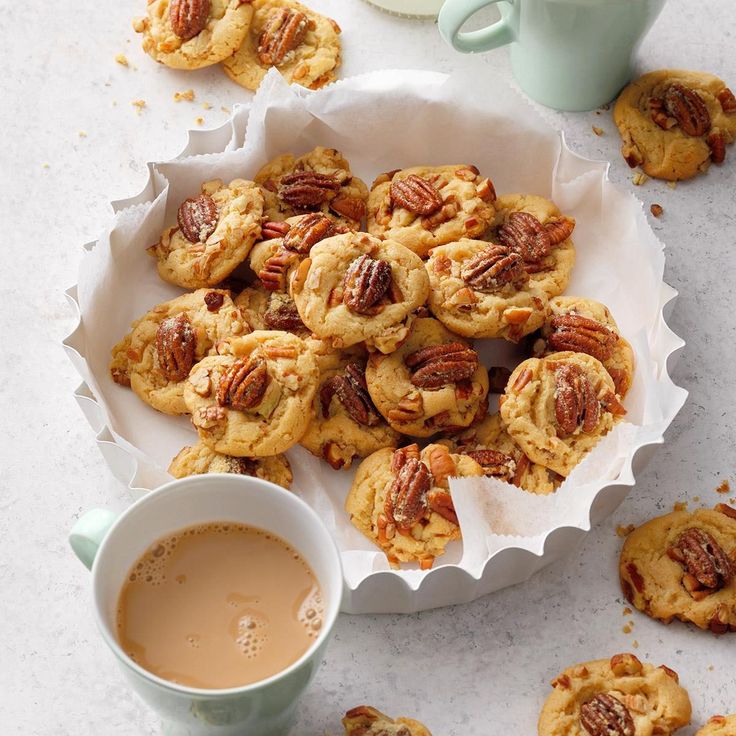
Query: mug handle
[[438, 0, 515, 54], [70, 509, 118, 570]]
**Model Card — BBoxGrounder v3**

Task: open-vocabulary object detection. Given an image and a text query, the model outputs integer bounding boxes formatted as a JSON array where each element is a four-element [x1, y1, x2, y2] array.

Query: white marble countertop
[[3, 0, 735, 733]]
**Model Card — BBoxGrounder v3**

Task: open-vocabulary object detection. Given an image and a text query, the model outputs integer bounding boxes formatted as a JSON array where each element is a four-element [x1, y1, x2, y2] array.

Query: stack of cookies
[[110, 145, 635, 570]]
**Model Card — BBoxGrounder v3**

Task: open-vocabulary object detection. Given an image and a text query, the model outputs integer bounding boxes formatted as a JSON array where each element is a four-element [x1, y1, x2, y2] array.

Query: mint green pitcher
[[438, 0, 667, 111]]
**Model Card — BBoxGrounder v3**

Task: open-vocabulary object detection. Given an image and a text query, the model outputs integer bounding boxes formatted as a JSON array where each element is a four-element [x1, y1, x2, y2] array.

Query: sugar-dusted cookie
[[538, 653, 691, 736], [367, 165, 496, 258], [300, 341, 400, 470], [343, 706, 432, 736], [183, 331, 318, 456], [614, 69, 736, 180], [500, 352, 626, 477], [346, 443, 484, 568], [620, 504, 736, 634], [291, 232, 430, 354], [222, 0, 341, 90], [254, 147, 367, 229], [426, 238, 549, 342], [234, 284, 310, 336], [366, 318, 489, 437], [133, 0, 252, 70], [168, 442, 292, 489], [149, 179, 264, 289], [110, 288, 246, 415], [533, 296, 635, 397], [489, 194, 575, 300], [447, 414, 562, 495], [696, 715, 736, 736]]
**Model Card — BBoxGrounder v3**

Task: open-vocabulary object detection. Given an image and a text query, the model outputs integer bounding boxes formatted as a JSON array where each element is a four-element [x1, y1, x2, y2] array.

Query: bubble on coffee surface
[[233, 609, 269, 658], [297, 585, 324, 639], [129, 533, 182, 586]]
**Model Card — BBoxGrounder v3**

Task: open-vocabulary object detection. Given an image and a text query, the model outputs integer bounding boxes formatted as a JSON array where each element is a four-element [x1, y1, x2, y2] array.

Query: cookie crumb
[[599, 102, 611, 111], [221, 106, 231, 114], [195, 116, 205, 126], [592, 126, 604, 136], [632, 640, 639, 649], [623, 607, 633, 616], [650, 203, 663, 218], [132, 99, 146, 114], [632, 171, 649, 186], [667, 180, 677, 190], [693, 495, 700, 502], [716, 479, 730, 494], [673, 501, 688, 512], [42, 163, 50, 169], [115, 53, 129, 67], [708, 664, 714, 671], [174, 89, 195, 102], [78, 131, 87, 138], [616, 524, 635, 538], [622, 623, 633, 634], [202, 101, 212, 110]]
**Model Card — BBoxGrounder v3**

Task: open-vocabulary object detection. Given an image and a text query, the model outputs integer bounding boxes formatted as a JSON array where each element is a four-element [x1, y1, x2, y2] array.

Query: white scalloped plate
[[63, 70, 687, 614]]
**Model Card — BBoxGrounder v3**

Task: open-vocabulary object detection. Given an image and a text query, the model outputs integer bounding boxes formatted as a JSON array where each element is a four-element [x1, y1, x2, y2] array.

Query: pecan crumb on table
[[716, 479, 730, 494], [650, 203, 664, 217], [174, 89, 195, 102]]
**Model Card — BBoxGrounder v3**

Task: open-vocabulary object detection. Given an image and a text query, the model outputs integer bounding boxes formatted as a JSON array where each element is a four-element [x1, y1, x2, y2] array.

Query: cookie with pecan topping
[[696, 714, 736, 735], [169, 442, 293, 489], [110, 289, 246, 415], [222, 0, 341, 90], [299, 341, 400, 470], [234, 284, 310, 337], [133, 0, 253, 70], [500, 352, 626, 477], [367, 165, 496, 258], [291, 231, 429, 354], [149, 179, 264, 289], [183, 331, 318, 456], [620, 504, 736, 633], [614, 69, 736, 180], [342, 706, 432, 736], [345, 443, 484, 568], [365, 318, 489, 437], [534, 296, 635, 397], [538, 653, 691, 736]]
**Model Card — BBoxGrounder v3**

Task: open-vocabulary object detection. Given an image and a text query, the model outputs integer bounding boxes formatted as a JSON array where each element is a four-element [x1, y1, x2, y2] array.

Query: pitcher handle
[[70, 509, 118, 570], [438, 0, 515, 54]]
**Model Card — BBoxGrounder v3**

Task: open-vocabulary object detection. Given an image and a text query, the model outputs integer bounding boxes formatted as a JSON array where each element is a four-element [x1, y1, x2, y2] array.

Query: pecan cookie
[[149, 179, 264, 289], [300, 341, 400, 470], [109, 289, 245, 415], [488, 194, 576, 300], [533, 296, 635, 397], [446, 414, 562, 495], [614, 70, 736, 180], [169, 442, 293, 489], [133, 0, 252, 70], [234, 284, 310, 336], [345, 443, 484, 568], [291, 232, 430, 354], [343, 706, 432, 736], [538, 653, 692, 736], [254, 147, 368, 229], [620, 504, 736, 634], [696, 715, 736, 735], [366, 165, 496, 258], [499, 352, 626, 477], [426, 238, 550, 341], [365, 318, 489, 437], [183, 331, 318, 456]]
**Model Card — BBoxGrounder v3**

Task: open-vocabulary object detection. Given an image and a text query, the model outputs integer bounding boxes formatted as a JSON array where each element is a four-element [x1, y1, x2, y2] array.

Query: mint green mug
[[438, 0, 667, 111]]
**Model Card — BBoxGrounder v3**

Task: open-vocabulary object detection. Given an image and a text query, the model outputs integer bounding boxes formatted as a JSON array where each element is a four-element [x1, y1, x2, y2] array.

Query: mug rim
[[90, 473, 344, 698]]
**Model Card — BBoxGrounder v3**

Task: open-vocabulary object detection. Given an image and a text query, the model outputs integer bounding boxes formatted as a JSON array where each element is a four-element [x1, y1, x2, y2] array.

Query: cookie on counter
[[614, 69, 736, 180], [235, 284, 310, 336], [223, 0, 341, 91], [620, 504, 736, 634], [346, 443, 484, 569], [109, 288, 246, 415], [291, 231, 430, 354], [367, 165, 496, 258], [133, 0, 253, 69], [183, 331, 318, 456], [149, 179, 264, 289], [696, 715, 736, 736], [500, 352, 626, 477], [254, 147, 367, 229], [365, 318, 489, 437], [169, 442, 293, 489], [533, 296, 635, 397], [539, 653, 692, 736], [343, 706, 432, 736]]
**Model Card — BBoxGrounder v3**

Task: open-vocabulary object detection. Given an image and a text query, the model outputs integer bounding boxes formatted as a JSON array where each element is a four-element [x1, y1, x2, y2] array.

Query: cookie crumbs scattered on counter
[[650, 203, 663, 217], [632, 640, 639, 648], [174, 89, 195, 102], [623, 607, 633, 616], [195, 116, 205, 126], [622, 623, 633, 634], [115, 53, 129, 67], [202, 102, 212, 110], [616, 524, 635, 537], [667, 180, 677, 189], [132, 99, 146, 114], [716, 479, 730, 494], [632, 171, 649, 186], [673, 501, 688, 512], [592, 126, 604, 136]]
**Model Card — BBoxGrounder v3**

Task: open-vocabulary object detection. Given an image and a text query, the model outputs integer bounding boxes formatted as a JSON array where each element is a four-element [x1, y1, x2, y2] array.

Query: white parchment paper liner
[[64, 70, 687, 613]]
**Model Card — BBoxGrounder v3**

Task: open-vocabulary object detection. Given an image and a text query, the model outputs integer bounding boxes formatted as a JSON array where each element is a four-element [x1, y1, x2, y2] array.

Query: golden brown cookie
[[499, 352, 626, 477], [365, 318, 489, 437], [533, 296, 635, 397], [343, 706, 432, 736], [169, 442, 293, 489], [619, 504, 736, 634], [367, 165, 496, 258], [222, 0, 341, 91], [254, 147, 367, 229], [696, 715, 736, 736], [538, 653, 691, 736], [183, 331, 318, 456], [133, 0, 253, 70], [614, 69, 736, 180], [148, 179, 264, 289], [109, 288, 246, 415]]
